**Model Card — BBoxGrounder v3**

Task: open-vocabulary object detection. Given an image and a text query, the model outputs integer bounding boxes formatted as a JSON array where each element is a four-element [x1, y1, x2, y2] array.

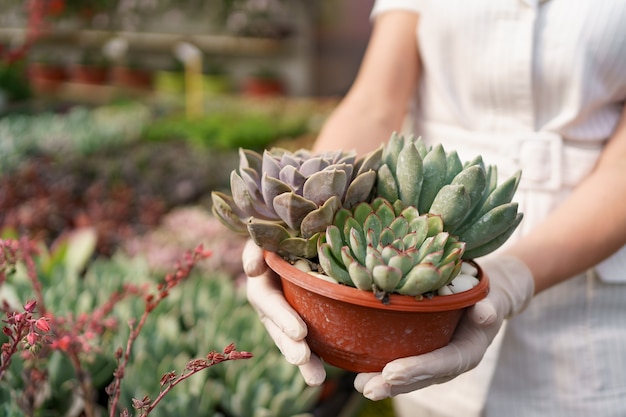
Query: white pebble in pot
[[448, 274, 480, 294]]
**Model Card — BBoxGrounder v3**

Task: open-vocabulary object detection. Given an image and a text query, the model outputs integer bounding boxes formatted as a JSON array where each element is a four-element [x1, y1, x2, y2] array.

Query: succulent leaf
[[372, 265, 403, 292], [427, 214, 444, 236], [396, 142, 424, 206], [363, 212, 383, 239], [418, 144, 448, 213], [379, 228, 396, 247], [415, 137, 429, 159], [457, 202, 520, 250], [353, 201, 375, 225], [445, 151, 464, 184], [318, 243, 352, 285], [388, 253, 416, 276], [383, 132, 404, 172], [355, 145, 383, 176], [300, 196, 341, 238], [381, 245, 401, 264], [376, 164, 399, 203], [211, 192, 248, 233], [341, 132, 524, 262], [343, 216, 362, 243], [239, 148, 263, 172], [464, 155, 485, 171], [349, 227, 367, 264], [343, 170, 377, 208], [365, 245, 384, 271], [451, 164, 487, 214], [409, 216, 429, 243], [279, 165, 306, 193], [247, 221, 292, 253], [302, 169, 348, 205], [459, 170, 521, 233], [436, 260, 459, 288], [428, 184, 471, 230], [348, 261, 374, 291], [231, 171, 268, 220], [261, 174, 292, 209], [318, 199, 465, 301], [262, 149, 283, 178], [212, 146, 379, 258], [273, 192, 317, 231], [278, 234, 320, 259], [397, 264, 441, 296], [375, 202, 396, 229], [324, 225, 344, 260], [462, 212, 523, 259]]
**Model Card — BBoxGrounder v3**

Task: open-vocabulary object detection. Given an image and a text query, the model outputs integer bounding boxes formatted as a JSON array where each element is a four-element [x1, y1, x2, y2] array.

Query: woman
[[244, 1, 626, 415]]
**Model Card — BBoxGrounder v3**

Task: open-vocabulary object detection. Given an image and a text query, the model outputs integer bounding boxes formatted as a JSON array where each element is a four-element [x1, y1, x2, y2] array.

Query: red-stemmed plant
[[0, 236, 252, 417]]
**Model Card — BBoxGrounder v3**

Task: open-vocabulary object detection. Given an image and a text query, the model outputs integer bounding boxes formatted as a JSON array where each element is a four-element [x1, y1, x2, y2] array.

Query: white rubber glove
[[354, 255, 535, 400], [243, 240, 326, 386]]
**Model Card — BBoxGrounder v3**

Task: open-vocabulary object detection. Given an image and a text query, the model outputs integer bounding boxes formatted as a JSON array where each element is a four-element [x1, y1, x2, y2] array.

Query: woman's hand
[[354, 255, 535, 400], [243, 240, 327, 386]]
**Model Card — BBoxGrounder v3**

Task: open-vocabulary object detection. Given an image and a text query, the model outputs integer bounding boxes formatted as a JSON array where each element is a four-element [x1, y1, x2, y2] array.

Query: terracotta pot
[[28, 62, 67, 93], [242, 77, 285, 97], [110, 66, 153, 89], [264, 251, 489, 373], [70, 65, 109, 85]]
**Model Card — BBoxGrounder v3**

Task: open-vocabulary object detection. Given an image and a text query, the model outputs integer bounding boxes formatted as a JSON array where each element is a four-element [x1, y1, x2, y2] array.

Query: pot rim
[[265, 251, 489, 312]]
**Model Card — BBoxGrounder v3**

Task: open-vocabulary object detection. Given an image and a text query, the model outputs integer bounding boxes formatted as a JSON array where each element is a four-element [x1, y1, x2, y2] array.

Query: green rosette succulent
[[376, 133, 523, 259], [212, 146, 382, 258], [318, 198, 465, 303]]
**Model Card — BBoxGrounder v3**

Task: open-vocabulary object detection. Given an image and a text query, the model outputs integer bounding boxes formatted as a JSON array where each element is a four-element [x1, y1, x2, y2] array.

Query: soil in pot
[[264, 251, 489, 373]]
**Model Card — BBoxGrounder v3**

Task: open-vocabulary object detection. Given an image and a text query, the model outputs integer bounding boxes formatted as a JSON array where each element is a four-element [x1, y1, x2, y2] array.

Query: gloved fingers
[[260, 316, 311, 365], [357, 373, 456, 400], [246, 271, 308, 341], [466, 297, 498, 326], [354, 374, 391, 400], [353, 372, 380, 393], [242, 239, 268, 277], [378, 343, 465, 387], [298, 353, 327, 386], [377, 311, 500, 391]]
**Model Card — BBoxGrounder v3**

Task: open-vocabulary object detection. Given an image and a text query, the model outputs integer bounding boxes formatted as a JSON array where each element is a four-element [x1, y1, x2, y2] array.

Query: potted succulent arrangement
[[211, 132, 523, 373]]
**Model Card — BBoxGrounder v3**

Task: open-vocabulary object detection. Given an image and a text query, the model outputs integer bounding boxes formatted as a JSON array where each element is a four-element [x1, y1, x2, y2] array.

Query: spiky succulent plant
[[318, 198, 465, 302], [377, 133, 523, 259], [211, 147, 382, 258]]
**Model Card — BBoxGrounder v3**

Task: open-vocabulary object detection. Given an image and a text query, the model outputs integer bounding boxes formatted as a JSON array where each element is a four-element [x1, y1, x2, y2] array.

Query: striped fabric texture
[[370, 0, 626, 416]]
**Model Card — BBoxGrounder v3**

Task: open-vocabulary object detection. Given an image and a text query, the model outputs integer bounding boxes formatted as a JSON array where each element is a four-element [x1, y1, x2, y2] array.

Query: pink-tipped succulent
[[318, 198, 465, 303]]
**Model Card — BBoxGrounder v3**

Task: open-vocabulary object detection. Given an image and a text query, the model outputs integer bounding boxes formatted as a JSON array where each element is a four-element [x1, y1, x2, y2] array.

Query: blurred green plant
[[0, 60, 31, 105], [0, 229, 322, 416], [142, 111, 308, 151], [0, 43, 31, 107], [0, 102, 151, 174]]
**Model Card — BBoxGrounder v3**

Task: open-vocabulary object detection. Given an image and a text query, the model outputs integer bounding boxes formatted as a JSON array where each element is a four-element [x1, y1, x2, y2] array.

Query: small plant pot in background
[[110, 66, 153, 90], [242, 76, 285, 97], [28, 62, 68, 93], [69, 64, 109, 85], [265, 251, 489, 373]]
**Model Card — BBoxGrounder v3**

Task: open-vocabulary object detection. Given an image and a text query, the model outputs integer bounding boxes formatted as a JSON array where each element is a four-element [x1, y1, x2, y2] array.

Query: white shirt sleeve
[[371, 0, 423, 18]]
